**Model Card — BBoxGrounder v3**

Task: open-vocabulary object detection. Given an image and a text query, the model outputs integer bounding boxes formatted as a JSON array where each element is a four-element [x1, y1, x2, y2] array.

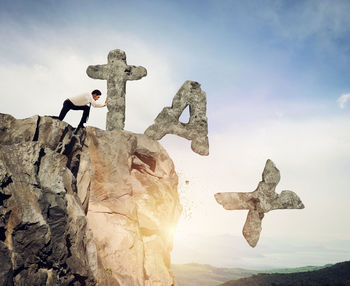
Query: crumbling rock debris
[[215, 159, 304, 247]]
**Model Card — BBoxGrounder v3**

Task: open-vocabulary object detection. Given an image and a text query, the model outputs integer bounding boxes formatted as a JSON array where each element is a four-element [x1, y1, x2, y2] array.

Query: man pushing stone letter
[[57, 89, 107, 130]]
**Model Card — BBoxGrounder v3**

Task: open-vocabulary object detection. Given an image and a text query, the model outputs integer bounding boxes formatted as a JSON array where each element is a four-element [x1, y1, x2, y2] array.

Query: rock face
[[215, 160, 304, 248], [0, 114, 97, 285], [78, 128, 181, 285], [0, 113, 181, 286]]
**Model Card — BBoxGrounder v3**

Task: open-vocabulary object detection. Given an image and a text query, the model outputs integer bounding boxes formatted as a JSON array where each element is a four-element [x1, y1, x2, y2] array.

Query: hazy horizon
[[171, 232, 350, 269]]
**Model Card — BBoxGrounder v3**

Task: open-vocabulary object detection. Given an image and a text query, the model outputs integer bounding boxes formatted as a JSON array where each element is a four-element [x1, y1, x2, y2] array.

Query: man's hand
[[104, 97, 108, 107]]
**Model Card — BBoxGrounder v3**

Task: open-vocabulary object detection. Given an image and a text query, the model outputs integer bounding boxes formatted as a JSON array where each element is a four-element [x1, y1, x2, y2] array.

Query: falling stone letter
[[214, 159, 304, 247], [144, 81, 209, 156], [86, 49, 147, 131]]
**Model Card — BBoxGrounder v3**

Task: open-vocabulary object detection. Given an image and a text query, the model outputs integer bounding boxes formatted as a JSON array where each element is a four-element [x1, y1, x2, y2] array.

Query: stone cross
[[214, 159, 304, 247], [144, 81, 209, 156], [86, 49, 147, 131]]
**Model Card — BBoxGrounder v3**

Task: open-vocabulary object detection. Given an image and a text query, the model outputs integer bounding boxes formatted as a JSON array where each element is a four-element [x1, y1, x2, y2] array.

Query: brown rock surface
[[78, 127, 181, 285]]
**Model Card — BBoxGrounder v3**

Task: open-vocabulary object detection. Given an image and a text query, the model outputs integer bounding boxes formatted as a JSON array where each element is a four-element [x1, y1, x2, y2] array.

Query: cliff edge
[[0, 114, 181, 286]]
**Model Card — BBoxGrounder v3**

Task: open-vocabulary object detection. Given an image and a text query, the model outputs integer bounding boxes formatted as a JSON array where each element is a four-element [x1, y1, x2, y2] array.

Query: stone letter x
[[215, 160, 304, 247]]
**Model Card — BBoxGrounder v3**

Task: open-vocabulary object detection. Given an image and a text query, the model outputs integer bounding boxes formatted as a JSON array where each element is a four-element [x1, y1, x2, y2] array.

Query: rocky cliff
[[0, 113, 181, 286]]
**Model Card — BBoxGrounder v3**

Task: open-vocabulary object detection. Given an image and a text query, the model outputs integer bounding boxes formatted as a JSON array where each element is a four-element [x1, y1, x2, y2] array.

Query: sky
[[1, 0, 350, 269]]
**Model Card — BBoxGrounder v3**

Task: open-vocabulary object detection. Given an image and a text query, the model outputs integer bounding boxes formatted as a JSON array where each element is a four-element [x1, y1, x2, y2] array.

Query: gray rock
[[0, 113, 97, 285], [0, 114, 38, 144], [215, 159, 304, 247], [86, 49, 147, 131], [145, 80, 209, 156], [0, 242, 13, 286], [0, 162, 13, 285]]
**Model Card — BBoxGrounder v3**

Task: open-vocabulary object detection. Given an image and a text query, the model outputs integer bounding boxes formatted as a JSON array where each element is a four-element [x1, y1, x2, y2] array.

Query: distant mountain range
[[172, 263, 331, 286], [218, 261, 350, 286]]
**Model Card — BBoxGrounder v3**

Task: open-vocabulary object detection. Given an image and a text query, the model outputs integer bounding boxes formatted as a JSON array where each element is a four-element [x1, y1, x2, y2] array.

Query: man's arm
[[91, 100, 105, 108], [91, 96, 108, 108]]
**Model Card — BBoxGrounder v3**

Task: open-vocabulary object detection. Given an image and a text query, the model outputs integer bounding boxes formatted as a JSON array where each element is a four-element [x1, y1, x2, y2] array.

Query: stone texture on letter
[[215, 159, 304, 247], [86, 49, 147, 131], [144, 80, 209, 156]]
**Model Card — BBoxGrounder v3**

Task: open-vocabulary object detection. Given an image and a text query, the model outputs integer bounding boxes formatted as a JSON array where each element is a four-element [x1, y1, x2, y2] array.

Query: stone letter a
[[144, 81, 209, 156]]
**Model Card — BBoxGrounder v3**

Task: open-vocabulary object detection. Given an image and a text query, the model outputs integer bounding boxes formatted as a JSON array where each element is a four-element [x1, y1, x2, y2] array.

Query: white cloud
[[0, 25, 179, 131], [337, 93, 350, 109]]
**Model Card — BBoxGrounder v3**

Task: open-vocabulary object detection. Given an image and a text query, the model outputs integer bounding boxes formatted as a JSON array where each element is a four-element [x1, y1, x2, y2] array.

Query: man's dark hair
[[91, 89, 102, 95]]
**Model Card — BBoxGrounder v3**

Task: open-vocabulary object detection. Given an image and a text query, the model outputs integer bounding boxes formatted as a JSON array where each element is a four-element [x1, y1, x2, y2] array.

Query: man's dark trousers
[[58, 99, 91, 127]]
